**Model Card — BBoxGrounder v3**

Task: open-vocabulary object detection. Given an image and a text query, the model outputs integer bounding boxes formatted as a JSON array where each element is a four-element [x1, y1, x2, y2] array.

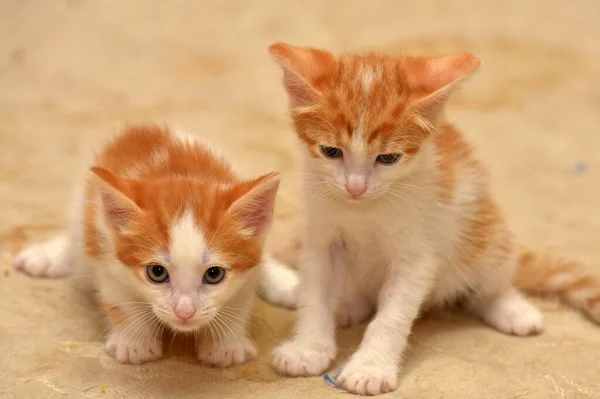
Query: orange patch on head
[[203, 172, 280, 271], [84, 125, 278, 274], [270, 43, 480, 161]]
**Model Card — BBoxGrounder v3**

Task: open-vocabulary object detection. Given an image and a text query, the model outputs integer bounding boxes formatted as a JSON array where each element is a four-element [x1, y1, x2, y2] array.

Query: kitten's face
[[93, 169, 279, 332], [269, 43, 480, 201], [117, 207, 259, 332], [295, 88, 427, 202]]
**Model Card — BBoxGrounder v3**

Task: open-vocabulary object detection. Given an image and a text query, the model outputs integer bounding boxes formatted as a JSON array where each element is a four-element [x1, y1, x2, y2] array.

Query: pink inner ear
[[91, 166, 141, 232], [269, 43, 335, 107], [404, 53, 481, 98], [230, 175, 280, 238], [99, 185, 139, 231], [237, 198, 273, 236], [281, 67, 319, 107], [403, 53, 480, 121]]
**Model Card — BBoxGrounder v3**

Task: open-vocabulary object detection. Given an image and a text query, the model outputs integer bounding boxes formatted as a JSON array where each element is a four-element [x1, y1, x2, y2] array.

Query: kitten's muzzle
[[345, 182, 367, 197], [174, 296, 197, 321]]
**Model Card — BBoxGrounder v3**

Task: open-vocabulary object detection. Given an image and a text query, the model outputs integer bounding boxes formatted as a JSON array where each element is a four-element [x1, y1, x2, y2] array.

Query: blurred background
[[1, 1, 599, 398]]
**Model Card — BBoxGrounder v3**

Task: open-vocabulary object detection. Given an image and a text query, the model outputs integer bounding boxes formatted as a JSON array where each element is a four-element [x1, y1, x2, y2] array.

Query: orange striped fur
[[516, 248, 600, 322], [268, 43, 599, 396], [271, 43, 600, 324], [84, 125, 271, 272], [14, 124, 296, 367]]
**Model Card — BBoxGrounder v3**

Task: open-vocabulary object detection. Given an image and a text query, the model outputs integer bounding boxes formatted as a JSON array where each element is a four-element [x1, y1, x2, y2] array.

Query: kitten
[[268, 43, 600, 395], [14, 124, 298, 366]]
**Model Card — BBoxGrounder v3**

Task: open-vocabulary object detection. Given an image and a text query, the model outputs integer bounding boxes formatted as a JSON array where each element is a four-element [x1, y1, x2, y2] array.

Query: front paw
[[14, 238, 69, 278], [105, 331, 163, 364], [271, 340, 336, 377], [197, 335, 257, 367], [337, 358, 398, 396]]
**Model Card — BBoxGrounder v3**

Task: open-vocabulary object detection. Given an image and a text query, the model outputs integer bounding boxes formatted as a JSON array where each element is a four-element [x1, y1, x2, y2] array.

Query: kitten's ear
[[269, 42, 335, 108], [90, 167, 142, 232], [228, 172, 280, 242], [403, 53, 481, 118]]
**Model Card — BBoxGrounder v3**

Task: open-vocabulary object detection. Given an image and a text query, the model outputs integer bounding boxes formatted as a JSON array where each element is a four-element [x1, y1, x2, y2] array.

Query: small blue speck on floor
[[575, 162, 589, 175], [324, 374, 339, 388], [324, 369, 342, 389]]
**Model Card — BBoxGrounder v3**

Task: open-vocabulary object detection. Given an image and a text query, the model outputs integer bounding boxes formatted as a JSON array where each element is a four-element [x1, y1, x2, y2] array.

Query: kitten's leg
[[336, 254, 434, 396], [197, 283, 258, 367], [103, 303, 163, 365], [14, 233, 72, 277], [469, 287, 544, 336], [257, 254, 299, 309], [271, 243, 342, 376]]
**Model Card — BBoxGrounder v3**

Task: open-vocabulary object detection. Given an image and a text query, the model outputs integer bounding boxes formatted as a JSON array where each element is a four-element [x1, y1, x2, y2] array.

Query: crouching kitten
[[14, 124, 298, 366]]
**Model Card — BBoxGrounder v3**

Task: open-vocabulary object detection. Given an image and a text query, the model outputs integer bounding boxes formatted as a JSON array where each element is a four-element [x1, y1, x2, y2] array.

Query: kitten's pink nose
[[175, 307, 196, 321], [174, 298, 196, 321], [345, 182, 367, 197]]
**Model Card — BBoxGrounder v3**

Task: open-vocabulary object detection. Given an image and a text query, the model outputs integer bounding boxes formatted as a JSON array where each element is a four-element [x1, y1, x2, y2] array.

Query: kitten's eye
[[376, 153, 402, 165], [319, 145, 343, 159], [147, 264, 169, 283], [203, 266, 226, 285]]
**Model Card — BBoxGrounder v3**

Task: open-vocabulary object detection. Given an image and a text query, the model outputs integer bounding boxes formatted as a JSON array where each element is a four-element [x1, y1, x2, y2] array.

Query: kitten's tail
[[258, 255, 299, 309], [515, 247, 600, 323]]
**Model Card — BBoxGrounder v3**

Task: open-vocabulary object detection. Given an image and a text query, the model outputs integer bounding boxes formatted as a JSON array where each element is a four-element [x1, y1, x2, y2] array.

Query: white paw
[[336, 298, 373, 328], [489, 305, 544, 336], [271, 340, 335, 377], [478, 290, 544, 336], [14, 236, 70, 278], [105, 331, 163, 364], [258, 256, 299, 309], [337, 360, 398, 396], [198, 335, 257, 367]]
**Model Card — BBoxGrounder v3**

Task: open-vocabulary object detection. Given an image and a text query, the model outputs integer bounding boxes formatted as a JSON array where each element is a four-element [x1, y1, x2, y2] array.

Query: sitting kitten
[[14, 124, 298, 366], [268, 43, 600, 395]]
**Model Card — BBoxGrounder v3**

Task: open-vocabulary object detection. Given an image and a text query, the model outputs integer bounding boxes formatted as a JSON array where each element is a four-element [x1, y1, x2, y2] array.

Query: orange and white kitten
[[14, 124, 298, 366], [268, 43, 600, 395]]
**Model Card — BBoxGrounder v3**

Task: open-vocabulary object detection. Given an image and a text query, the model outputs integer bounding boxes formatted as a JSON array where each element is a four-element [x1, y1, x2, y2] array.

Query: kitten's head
[[269, 43, 480, 201], [91, 167, 279, 332]]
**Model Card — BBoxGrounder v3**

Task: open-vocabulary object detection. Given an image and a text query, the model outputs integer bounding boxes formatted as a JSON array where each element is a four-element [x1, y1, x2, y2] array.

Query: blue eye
[[147, 264, 169, 283], [376, 153, 402, 165], [319, 145, 343, 159], [203, 267, 226, 284]]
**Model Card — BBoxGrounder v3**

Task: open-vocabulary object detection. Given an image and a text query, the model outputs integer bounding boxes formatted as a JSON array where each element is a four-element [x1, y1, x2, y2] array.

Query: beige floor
[[1, 1, 600, 398]]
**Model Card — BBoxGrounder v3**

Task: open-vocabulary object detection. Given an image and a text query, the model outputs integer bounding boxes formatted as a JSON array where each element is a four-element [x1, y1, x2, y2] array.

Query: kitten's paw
[[259, 256, 299, 309], [475, 289, 544, 336], [336, 298, 373, 328], [105, 331, 163, 364], [271, 341, 335, 377], [14, 235, 70, 278], [197, 335, 257, 367], [336, 361, 398, 396], [488, 303, 544, 336]]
